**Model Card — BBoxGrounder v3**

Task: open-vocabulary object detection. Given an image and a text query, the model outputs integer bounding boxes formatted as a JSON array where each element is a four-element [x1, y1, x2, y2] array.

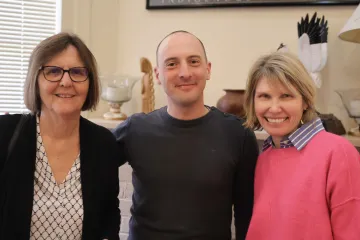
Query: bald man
[[112, 30, 259, 240]]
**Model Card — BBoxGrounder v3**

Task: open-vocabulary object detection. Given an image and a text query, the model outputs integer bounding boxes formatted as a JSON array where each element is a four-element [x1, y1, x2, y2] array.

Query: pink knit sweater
[[246, 130, 360, 240]]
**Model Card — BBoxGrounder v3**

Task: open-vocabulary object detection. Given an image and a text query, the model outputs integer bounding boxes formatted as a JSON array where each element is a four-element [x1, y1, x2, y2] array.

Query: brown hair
[[244, 51, 318, 130], [24, 32, 100, 113]]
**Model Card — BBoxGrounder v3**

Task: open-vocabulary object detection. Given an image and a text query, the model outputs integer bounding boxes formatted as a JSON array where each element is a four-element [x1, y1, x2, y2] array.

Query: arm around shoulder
[[327, 138, 360, 240], [234, 127, 259, 240], [111, 117, 132, 166], [99, 129, 121, 240]]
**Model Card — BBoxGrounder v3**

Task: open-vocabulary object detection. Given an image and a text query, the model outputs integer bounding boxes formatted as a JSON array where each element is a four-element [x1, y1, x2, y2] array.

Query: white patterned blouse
[[30, 116, 84, 240]]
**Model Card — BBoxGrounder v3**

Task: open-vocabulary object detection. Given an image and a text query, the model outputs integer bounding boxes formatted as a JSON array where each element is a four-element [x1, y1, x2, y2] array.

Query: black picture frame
[[146, 0, 359, 9]]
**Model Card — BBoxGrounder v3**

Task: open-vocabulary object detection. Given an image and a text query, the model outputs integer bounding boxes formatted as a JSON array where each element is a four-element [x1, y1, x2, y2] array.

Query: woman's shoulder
[[80, 116, 113, 133], [0, 113, 22, 124], [311, 130, 358, 156], [79, 117, 120, 165], [314, 130, 353, 146], [0, 113, 31, 131], [80, 117, 116, 142]]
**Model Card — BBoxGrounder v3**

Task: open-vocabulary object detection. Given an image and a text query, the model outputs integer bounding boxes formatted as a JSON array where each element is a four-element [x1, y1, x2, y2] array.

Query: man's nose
[[179, 63, 191, 79]]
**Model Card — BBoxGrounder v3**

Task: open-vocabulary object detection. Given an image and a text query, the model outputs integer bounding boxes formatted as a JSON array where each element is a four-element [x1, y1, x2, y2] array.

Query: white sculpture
[[297, 12, 328, 88]]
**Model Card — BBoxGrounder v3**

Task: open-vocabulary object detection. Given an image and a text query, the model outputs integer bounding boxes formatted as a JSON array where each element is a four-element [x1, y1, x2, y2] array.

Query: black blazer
[[0, 114, 120, 240]]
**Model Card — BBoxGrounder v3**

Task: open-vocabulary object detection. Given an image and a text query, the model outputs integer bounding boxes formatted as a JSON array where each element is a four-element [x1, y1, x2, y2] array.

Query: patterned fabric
[[262, 117, 325, 152], [30, 116, 83, 240]]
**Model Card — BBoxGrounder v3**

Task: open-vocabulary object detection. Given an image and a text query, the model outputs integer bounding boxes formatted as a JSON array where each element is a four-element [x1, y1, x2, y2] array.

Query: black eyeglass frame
[[39, 66, 89, 82]]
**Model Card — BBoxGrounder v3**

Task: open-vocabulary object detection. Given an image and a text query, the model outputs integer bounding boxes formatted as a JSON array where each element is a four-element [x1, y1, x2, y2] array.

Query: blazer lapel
[[79, 117, 95, 239]]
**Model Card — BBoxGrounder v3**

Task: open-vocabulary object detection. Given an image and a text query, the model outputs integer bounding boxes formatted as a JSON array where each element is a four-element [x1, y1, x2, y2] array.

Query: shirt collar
[[262, 117, 324, 152]]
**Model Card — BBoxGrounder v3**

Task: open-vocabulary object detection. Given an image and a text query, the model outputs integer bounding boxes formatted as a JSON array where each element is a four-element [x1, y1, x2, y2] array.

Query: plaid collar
[[262, 117, 324, 152]]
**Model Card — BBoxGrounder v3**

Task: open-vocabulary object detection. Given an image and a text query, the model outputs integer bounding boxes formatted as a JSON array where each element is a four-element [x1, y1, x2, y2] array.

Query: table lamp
[[338, 3, 360, 136], [339, 3, 360, 43]]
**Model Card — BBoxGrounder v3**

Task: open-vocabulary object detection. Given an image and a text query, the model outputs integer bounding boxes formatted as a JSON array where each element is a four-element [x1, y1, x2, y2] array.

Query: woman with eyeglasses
[[0, 32, 120, 240]]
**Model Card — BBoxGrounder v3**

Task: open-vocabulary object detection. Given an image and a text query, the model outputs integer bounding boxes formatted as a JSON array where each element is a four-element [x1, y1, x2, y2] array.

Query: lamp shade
[[339, 4, 360, 43]]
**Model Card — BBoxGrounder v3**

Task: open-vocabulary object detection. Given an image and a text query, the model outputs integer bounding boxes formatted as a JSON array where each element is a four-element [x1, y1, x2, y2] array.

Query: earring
[[301, 108, 308, 125]]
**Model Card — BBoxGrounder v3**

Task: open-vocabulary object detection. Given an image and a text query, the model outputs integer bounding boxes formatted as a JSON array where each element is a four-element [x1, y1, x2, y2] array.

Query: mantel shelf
[[88, 118, 360, 148]]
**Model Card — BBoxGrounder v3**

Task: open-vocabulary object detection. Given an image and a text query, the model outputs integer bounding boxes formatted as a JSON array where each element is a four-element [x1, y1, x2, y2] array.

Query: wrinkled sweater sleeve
[[327, 139, 360, 240], [234, 128, 259, 239], [112, 117, 132, 167]]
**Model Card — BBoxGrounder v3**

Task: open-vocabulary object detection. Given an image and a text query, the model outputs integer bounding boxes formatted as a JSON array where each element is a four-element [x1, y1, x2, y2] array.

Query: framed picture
[[146, 0, 359, 9]]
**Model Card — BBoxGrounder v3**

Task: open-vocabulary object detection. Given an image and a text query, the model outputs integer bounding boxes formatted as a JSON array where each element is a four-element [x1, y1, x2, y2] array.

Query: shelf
[[344, 134, 360, 148], [254, 130, 269, 141], [88, 118, 360, 148]]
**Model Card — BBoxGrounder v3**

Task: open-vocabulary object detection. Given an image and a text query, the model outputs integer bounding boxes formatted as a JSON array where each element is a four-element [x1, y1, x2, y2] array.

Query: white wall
[[60, 2, 360, 238], [62, 0, 360, 131]]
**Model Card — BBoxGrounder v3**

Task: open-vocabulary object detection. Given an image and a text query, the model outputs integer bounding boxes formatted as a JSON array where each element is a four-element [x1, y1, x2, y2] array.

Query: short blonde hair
[[244, 51, 318, 130], [24, 32, 100, 113]]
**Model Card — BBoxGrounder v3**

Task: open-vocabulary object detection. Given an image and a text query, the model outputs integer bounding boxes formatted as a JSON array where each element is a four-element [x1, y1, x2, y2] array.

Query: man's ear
[[206, 61, 212, 80], [154, 66, 161, 85]]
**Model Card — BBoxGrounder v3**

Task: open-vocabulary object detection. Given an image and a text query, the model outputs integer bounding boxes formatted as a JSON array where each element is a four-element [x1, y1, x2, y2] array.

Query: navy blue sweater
[[112, 106, 259, 240]]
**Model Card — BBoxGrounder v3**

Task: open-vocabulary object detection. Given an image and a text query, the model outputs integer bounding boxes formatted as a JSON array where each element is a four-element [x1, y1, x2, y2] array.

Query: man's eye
[[166, 62, 176, 67], [190, 59, 200, 65]]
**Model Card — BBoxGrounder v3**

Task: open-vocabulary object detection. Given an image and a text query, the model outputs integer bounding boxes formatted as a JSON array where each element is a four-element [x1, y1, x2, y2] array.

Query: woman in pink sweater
[[243, 51, 360, 240]]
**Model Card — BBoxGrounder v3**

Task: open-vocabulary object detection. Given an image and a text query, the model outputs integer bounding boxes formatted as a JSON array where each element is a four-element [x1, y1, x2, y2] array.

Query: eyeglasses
[[39, 66, 89, 82]]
